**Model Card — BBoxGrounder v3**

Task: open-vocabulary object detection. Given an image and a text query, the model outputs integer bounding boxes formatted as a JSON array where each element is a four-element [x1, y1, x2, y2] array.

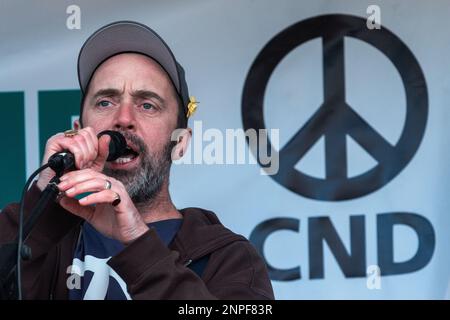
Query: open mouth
[[113, 144, 140, 164]]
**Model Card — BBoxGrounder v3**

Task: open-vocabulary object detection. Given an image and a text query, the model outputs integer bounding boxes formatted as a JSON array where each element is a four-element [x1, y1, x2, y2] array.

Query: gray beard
[[103, 131, 173, 206]]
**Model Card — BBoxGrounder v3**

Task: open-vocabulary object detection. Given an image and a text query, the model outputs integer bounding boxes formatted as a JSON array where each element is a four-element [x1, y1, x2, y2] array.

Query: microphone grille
[[97, 130, 127, 161]]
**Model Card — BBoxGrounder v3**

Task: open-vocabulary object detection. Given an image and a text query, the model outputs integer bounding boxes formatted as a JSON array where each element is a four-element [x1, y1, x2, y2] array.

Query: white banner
[[1, 0, 449, 299]]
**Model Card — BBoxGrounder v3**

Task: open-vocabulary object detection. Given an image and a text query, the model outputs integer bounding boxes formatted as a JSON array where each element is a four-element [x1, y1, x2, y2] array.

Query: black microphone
[[47, 130, 127, 173]]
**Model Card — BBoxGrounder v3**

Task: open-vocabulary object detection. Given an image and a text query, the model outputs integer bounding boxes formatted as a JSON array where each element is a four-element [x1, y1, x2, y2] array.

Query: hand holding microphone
[[35, 127, 148, 245], [36, 127, 126, 191], [48, 130, 126, 173]]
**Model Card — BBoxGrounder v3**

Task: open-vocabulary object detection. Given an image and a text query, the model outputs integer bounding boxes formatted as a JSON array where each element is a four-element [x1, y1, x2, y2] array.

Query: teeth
[[114, 156, 135, 164]]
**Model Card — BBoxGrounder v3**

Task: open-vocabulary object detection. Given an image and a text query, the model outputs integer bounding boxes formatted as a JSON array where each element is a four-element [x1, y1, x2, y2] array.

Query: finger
[[92, 134, 110, 171], [78, 189, 119, 207], [59, 196, 95, 221], [55, 128, 98, 169], [59, 169, 106, 191], [64, 177, 111, 197], [74, 127, 101, 171], [50, 137, 87, 169], [84, 127, 99, 154], [71, 134, 90, 169], [50, 132, 94, 169], [77, 128, 98, 167]]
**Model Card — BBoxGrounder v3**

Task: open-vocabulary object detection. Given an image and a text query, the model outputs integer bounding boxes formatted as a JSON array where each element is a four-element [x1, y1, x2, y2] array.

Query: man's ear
[[73, 119, 81, 130], [171, 127, 192, 161]]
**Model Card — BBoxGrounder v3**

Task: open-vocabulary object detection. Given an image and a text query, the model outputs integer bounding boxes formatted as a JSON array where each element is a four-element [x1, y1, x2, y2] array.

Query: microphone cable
[[16, 163, 50, 300]]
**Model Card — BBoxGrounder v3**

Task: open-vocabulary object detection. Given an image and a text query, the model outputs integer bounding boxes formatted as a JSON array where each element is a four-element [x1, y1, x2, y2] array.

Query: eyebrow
[[90, 88, 122, 104], [131, 89, 166, 107], [90, 88, 166, 107]]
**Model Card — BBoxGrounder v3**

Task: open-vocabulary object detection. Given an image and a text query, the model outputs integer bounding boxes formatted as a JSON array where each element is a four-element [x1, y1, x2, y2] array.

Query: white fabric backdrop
[[0, 0, 449, 299]]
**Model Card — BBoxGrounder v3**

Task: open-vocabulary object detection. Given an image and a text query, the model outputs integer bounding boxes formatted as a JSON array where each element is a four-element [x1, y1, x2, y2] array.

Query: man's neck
[[135, 181, 182, 224]]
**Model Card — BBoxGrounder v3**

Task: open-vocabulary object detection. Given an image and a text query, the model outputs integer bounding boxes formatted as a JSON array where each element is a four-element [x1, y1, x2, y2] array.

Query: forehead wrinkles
[[89, 64, 176, 104]]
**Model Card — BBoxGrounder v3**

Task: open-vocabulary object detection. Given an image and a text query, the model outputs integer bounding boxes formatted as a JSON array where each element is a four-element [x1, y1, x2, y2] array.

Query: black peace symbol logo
[[242, 14, 428, 201]]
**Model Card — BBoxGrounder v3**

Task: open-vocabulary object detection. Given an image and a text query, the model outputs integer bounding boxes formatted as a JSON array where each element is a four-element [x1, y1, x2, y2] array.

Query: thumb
[[92, 134, 111, 171]]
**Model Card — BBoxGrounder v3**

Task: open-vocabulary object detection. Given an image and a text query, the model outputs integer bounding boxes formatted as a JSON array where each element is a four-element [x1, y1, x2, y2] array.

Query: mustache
[[116, 130, 148, 155]]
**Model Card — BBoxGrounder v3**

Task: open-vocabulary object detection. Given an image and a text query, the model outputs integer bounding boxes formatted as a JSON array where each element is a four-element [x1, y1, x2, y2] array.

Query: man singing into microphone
[[0, 21, 274, 300]]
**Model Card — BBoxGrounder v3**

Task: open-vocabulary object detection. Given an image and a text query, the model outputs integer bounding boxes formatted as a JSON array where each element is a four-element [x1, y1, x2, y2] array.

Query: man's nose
[[114, 103, 136, 131]]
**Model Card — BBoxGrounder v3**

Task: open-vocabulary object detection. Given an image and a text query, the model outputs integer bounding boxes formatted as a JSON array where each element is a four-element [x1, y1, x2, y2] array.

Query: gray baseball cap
[[77, 20, 190, 120]]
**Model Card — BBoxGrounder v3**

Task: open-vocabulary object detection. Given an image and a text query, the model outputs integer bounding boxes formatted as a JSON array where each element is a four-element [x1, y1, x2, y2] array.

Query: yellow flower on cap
[[186, 96, 199, 118]]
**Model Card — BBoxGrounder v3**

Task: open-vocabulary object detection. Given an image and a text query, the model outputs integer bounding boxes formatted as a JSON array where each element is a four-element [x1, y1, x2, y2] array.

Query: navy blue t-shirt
[[68, 219, 182, 300]]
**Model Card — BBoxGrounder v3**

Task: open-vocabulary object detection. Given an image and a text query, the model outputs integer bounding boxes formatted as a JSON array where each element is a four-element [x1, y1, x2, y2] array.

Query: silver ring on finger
[[104, 179, 112, 190]]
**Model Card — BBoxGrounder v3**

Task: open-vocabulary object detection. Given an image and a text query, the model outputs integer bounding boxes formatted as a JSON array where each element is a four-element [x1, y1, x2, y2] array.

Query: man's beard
[[103, 131, 174, 206]]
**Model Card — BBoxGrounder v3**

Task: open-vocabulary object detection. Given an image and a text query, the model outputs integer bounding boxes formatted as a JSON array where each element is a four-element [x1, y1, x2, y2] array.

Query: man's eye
[[97, 100, 112, 107], [142, 103, 155, 110]]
